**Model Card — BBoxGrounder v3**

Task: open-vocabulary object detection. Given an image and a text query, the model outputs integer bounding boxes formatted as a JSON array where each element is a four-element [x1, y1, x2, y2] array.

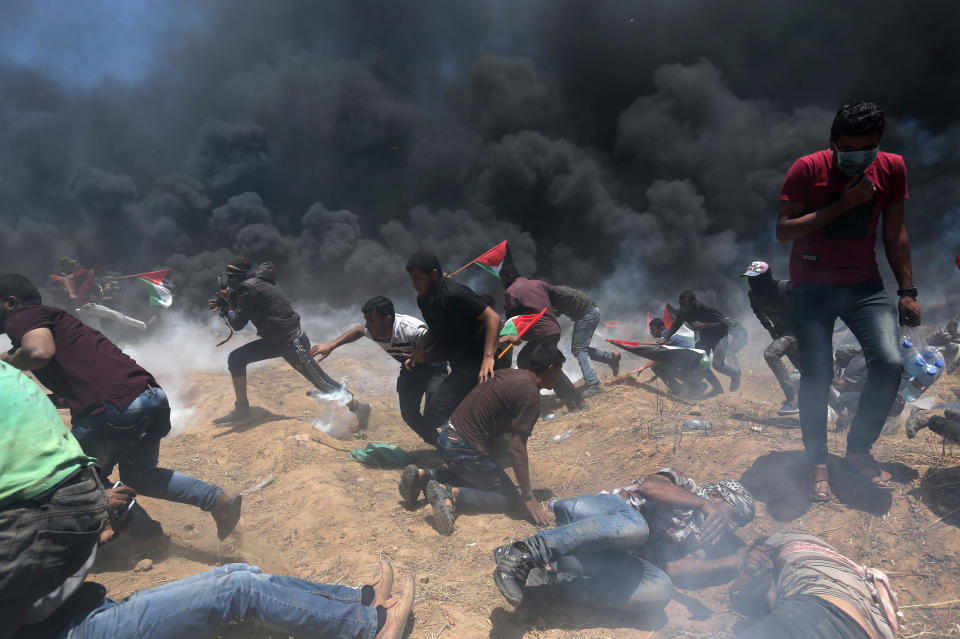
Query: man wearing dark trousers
[[0, 274, 241, 541], [406, 251, 502, 439], [210, 257, 371, 429], [776, 101, 920, 501], [743, 260, 800, 415], [500, 264, 582, 408], [311, 296, 448, 445]]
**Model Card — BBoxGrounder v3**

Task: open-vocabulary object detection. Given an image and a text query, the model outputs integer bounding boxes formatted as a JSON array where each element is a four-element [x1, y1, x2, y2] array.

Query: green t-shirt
[[0, 361, 96, 507]]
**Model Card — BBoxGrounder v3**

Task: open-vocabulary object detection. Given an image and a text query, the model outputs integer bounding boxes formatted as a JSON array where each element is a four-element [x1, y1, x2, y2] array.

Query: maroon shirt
[[504, 278, 561, 342], [4, 305, 157, 420], [779, 150, 908, 286]]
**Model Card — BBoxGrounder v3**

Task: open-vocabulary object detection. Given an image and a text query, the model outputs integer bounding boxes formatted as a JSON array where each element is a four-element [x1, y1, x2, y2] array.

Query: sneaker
[[213, 402, 251, 425], [580, 383, 604, 399], [777, 400, 799, 416], [729, 373, 741, 393], [425, 480, 455, 535], [211, 492, 242, 540], [353, 401, 372, 431], [493, 542, 535, 606], [610, 352, 621, 377], [905, 408, 928, 439], [375, 573, 415, 639], [366, 559, 394, 607], [398, 465, 426, 509]]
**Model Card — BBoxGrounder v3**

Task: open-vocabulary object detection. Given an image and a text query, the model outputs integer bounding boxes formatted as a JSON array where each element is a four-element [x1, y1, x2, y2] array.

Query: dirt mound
[[88, 343, 960, 638]]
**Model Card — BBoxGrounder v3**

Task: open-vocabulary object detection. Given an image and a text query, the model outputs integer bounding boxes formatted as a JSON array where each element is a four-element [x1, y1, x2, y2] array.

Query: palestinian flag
[[134, 269, 173, 307], [664, 302, 695, 345], [500, 308, 547, 340], [473, 241, 509, 277], [607, 339, 705, 371]]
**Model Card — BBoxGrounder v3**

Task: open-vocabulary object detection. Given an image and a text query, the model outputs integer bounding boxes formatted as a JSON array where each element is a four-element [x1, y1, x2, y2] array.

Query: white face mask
[[835, 145, 879, 176]]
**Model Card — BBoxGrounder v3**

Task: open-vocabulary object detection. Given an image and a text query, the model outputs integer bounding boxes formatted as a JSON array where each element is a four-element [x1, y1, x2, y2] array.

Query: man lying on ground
[[830, 346, 904, 432], [311, 295, 448, 446], [397, 343, 566, 535], [634, 317, 724, 397], [1, 374, 415, 639], [210, 257, 372, 429], [0, 274, 241, 541], [492, 468, 755, 610], [927, 318, 960, 371], [906, 405, 960, 443], [730, 532, 902, 639]]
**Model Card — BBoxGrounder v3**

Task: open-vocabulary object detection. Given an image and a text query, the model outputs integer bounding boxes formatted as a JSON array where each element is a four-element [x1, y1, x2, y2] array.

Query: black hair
[[499, 263, 520, 282], [361, 296, 394, 319], [830, 101, 885, 141], [649, 317, 665, 329], [0, 274, 42, 305], [679, 290, 697, 302], [527, 343, 566, 372], [405, 250, 442, 276], [480, 293, 496, 310]]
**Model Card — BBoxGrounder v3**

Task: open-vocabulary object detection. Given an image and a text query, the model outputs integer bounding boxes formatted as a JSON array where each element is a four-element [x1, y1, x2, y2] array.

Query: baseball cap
[[741, 260, 769, 277]]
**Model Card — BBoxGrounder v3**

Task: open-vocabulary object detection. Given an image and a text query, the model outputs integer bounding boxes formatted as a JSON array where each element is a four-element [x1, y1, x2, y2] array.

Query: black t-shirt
[[417, 278, 488, 370], [4, 305, 157, 419], [664, 302, 729, 346], [451, 368, 541, 455]]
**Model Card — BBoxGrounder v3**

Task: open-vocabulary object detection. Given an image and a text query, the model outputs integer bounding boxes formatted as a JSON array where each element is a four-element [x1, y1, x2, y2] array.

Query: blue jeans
[[62, 564, 379, 639], [429, 425, 519, 513], [793, 281, 901, 464], [570, 305, 617, 387], [523, 494, 672, 611], [709, 325, 747, 379], [71, 387, 222, 512]]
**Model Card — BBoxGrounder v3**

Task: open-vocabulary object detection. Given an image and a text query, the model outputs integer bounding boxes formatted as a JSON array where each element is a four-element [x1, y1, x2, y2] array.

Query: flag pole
[[497, 343, 514, 360], [447, 260, 476, 278]]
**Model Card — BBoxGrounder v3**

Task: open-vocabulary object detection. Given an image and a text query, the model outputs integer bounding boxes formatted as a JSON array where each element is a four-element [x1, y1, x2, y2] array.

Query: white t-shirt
[[364, 314, 430, 364]]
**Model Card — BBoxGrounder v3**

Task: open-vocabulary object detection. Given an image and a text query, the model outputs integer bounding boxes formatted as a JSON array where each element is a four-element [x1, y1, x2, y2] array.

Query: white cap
[[742, 260, 770, 277]]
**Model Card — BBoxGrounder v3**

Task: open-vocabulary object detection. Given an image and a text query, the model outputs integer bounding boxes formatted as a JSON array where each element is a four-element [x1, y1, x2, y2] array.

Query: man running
[[397, 343, 565, 535], [743, 260, 800, 415], [0, 273, 241, 541], [500, 264, 582, 406], [310, 296, 448, 445], [776, 101, 919, 500], [659, 291, 747, 391], [492, 468, 755, 609], [730, 532, 901, 639], [406, 250, 502, 433], [210, 258, 371, 429]]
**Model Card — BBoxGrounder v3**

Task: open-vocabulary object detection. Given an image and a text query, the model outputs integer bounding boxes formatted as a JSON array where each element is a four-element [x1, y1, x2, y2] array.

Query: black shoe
[[580, 383, 604, 399], [777, 400, 799, 416], [398, 465, 426, 509], [425, 480, 456, 535], [610, 352, 621, 377], [493, 542, 535, 606], [213, 402, 251, 425], [729, 374, 741, 393], [353, 401, 372, 431], [905, 408, 928, 439], [212, 493, 243, 540]]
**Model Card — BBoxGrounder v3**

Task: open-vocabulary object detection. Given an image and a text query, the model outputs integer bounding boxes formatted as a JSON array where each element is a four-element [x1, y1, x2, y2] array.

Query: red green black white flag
[[472, 241, 509, 277]]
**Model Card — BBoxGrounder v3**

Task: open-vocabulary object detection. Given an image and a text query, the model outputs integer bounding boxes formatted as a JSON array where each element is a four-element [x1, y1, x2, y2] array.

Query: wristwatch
[[896, 288, 918, 298]]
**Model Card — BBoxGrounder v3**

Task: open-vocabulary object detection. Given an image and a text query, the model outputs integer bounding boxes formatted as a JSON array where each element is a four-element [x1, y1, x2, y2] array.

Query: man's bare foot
[[845, 453, 894, 491], [810, 463, 831, 502]]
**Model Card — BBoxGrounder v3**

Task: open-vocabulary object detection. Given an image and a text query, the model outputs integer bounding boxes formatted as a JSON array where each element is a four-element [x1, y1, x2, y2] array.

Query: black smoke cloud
[[0, 0, 957, 319]]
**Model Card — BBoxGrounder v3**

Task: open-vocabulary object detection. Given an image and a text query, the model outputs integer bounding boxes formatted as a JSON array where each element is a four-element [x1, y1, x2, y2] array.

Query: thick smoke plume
[[1, 0, 958, 320]]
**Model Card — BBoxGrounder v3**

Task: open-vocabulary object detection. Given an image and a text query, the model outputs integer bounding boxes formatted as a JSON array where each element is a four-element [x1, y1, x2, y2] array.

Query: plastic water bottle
[[900, 337, 926, 377], [552, 429, 573, 441], [683, 419, 713, 430], [899, 362, 944, 401]]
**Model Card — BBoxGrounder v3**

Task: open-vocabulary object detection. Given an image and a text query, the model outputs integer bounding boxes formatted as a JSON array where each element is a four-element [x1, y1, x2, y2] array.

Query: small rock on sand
[[134, 559, 153, 572]]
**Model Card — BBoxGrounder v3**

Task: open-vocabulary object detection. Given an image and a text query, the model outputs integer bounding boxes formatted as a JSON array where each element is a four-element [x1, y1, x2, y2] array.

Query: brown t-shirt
[[4, 305, 157, 420], [450, 368, 541, 454]]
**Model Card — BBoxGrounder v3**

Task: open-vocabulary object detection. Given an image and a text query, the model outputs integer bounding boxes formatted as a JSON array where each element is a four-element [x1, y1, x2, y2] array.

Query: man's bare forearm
[[1, 347, 49, 371], [510, 445, 534, 499], [884, 229, 913, 289]]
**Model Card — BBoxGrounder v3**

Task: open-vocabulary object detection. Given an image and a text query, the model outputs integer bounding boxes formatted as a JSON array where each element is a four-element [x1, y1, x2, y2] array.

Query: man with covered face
[[776, 101, 920, 501], [210, 257, 371, 429], [492, 468, 755, 611]]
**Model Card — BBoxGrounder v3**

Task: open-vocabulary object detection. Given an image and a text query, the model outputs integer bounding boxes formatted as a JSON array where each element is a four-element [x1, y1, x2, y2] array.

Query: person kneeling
[[491, 468, 755, 610], [397, 344, 566, 535]]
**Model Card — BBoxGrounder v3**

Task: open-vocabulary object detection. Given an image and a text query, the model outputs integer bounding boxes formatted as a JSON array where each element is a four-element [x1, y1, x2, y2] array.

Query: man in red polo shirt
[[776, 101, 920, 501]]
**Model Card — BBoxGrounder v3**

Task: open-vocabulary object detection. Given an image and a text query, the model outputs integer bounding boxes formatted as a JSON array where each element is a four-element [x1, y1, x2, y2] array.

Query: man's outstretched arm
[[0, 328, 55, 370], [509, 431, 552, 526], [311, 325, 365, 360]]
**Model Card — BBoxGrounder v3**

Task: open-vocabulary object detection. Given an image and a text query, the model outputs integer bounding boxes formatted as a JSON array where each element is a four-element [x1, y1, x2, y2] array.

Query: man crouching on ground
[[397, 343, 565, 535], [492, 468, 755, 611]]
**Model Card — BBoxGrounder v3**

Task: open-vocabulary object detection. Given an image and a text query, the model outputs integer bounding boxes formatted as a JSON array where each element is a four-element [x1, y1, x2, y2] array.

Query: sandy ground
[[83, 338, 960, 638]]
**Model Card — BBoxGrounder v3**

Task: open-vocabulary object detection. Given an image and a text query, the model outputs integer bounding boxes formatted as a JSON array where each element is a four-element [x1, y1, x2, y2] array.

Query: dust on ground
[[88, 340, 960, 638]]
